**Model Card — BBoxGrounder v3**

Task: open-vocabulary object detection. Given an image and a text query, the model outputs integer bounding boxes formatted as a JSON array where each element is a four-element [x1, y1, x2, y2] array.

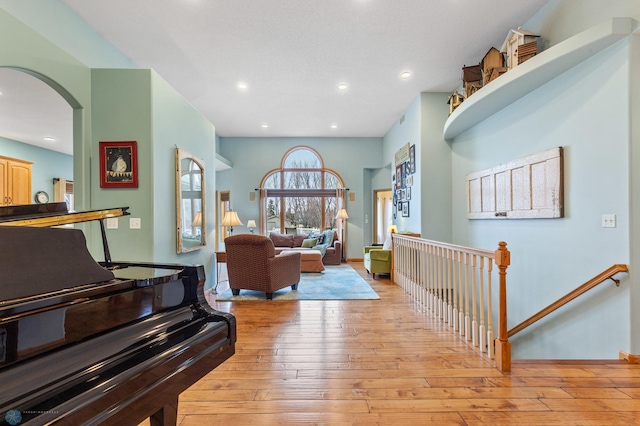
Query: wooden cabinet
[[0, 156, 33, 206]]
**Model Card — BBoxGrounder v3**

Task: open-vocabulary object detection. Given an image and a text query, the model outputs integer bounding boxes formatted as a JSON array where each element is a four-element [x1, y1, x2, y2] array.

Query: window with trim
[[258, 146, 346, 235]]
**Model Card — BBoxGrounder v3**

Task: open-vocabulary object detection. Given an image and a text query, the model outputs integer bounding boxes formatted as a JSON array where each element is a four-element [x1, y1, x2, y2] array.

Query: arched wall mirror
[[176, 148, 206, 253]]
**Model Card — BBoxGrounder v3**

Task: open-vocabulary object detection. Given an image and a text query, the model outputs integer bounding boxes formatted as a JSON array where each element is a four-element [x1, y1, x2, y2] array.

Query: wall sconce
[[247, 219, 257, 233], [221, 210, 243, 235]]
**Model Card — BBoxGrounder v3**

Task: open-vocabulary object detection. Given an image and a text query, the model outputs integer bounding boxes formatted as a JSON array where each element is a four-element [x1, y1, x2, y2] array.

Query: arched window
[[258, 146, 346, 235]]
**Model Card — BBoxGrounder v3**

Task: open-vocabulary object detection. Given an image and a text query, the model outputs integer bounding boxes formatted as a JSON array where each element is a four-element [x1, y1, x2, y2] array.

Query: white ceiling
[[0, 0, 548, 155]]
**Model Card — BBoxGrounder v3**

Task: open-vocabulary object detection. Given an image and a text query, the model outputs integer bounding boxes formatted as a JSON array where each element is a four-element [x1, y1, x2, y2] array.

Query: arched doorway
[[0, 67, 75, 207]]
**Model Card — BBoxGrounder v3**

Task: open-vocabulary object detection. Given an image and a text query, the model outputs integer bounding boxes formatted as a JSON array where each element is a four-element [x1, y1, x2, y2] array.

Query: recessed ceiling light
[[44, 136, 57, 142], [400, 71, 412, 79], [337, 83, 348, 91], [237, 82, 248, 90], [330, 124, 338, 129], [261, 123, 269, 129]]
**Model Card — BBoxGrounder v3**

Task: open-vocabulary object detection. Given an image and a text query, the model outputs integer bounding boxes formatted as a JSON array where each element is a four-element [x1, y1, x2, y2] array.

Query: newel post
[[494, 241, 511, 372]]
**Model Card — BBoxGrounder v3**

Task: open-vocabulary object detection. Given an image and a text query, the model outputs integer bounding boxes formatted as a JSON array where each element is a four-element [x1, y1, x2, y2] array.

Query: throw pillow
[[293, 234, 308, 247], [269, 232, 294, 247], [301, 238, 318, 248], [315, 233, 325, 244]]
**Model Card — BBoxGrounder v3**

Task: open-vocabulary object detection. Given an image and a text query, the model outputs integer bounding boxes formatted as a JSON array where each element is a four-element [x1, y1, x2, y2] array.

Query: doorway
[[373, 189, 393, 244]]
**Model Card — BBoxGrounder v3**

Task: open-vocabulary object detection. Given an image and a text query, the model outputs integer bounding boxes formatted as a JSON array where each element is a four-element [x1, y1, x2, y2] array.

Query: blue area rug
[[215, 264, 379, 301]]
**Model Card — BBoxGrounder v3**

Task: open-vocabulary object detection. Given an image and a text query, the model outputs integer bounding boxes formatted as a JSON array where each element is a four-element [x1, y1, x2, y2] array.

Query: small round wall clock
[[34, 190, 49, 204]]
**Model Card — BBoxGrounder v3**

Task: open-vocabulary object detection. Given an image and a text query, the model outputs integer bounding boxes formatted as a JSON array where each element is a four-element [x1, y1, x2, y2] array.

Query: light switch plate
[[106, 218, 118, 229], [130, 218, 141, 229], [602, 214, 616, 228]]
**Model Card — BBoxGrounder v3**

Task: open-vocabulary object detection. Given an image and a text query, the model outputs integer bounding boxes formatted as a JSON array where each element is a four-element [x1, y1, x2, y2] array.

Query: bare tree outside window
[[260, 147, 345, 234]]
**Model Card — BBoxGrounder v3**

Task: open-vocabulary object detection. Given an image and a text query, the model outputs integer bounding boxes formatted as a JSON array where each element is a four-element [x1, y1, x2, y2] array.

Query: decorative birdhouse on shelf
[[447, 91, 464, 115], [461, 64, 482, 98], [501, 27, 541, 70], [480, 47, 506, 85]]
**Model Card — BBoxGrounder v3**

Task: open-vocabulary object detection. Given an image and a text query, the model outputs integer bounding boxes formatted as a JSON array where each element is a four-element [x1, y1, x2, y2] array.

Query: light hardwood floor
[[165, 263, 640, 425]]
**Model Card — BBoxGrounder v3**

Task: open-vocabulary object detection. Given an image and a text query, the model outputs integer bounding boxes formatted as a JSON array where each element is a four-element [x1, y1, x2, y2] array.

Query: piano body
[[0, 203, 236, 425]]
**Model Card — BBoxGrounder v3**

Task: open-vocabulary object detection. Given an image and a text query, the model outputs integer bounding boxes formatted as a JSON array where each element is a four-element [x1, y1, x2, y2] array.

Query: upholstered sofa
[[269, 230, 342, 265], [224, 234, 301, 300]]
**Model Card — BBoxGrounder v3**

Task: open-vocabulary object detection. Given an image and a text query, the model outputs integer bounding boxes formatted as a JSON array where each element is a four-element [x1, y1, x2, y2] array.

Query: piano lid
[[0, 226, 115, 301]]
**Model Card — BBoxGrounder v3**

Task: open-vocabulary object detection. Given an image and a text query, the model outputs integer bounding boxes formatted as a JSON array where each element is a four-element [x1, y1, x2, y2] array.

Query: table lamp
[[247, 219, 257, 233], [221, 210, 243, 235], [192, 211, 202, 236]]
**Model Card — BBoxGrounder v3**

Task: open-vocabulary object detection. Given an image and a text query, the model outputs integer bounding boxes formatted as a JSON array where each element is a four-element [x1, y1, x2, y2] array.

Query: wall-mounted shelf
[[443, 17, 638, 141]]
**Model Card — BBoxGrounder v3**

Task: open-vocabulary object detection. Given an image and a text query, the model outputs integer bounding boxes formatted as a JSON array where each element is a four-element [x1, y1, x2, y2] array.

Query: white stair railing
[[392, 235, 510, 370]]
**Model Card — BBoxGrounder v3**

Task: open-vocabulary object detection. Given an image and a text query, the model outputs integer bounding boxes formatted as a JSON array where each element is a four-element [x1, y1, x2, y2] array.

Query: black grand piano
[[0, 203, 236, 425]]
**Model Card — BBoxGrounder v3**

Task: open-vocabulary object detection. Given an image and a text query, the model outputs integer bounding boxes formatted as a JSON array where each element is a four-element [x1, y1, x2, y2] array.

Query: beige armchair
[[224, 234, 301, 299]]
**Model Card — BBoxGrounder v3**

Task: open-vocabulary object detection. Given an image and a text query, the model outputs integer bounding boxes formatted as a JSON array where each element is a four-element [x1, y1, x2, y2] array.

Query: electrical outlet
[[602, 214, 616, 228], [106, 218, 118, 229], [130, 218, 141, 229]]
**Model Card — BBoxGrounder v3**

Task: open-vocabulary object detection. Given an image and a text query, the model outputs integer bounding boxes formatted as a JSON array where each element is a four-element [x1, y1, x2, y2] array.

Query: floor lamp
[[336, 208, 349, 262], [222, 210, 243, 235]]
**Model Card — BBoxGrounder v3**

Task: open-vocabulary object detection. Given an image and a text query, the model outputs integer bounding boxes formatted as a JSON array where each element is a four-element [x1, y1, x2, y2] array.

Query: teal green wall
[[151, 72, 216, 271], [0, 0, 135, 68], [0, 7, 92, 211], [217, 137, 384, 259], [0, 8, 217, 279], [0, 136, 73, 201], [90, 69, 217, 270], [90, 69, 154, 261]]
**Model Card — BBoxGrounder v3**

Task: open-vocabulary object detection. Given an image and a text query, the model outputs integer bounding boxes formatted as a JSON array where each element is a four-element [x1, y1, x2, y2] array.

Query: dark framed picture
[[395, 165, 402, 189], [99, 141, 138, 188], [410, 144, 416, 174], [407, 187, 411, 200], [402, 201, 410, 217]]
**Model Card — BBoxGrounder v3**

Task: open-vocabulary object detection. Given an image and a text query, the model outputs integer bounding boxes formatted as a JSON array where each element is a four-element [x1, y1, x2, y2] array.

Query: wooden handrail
[[508, 264, 628, 337]]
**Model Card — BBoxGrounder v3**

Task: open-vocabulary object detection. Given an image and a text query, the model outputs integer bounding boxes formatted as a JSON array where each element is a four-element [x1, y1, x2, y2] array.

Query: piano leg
[[149, 396, 178, 426]]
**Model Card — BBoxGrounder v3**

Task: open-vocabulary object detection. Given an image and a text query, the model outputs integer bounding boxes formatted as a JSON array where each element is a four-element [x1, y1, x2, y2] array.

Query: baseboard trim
[[619, 351, 640, 363]]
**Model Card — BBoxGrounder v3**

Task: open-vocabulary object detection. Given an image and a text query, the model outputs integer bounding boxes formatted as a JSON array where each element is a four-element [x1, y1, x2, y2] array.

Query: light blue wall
[[449, 3, 637, 358], [420, 93, 452, 243], [217, 137, 384, 259], [526, 0, 640, 49], [383, 95, 422, 234], [382, 92, 452, 241], [630, 27, 640, 359], [0, 136, 73, 201], [151, 72, 216, 272]]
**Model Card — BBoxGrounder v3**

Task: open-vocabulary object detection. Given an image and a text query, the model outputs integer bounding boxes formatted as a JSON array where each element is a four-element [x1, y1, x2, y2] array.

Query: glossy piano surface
[[0, 204, 236, 426]]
